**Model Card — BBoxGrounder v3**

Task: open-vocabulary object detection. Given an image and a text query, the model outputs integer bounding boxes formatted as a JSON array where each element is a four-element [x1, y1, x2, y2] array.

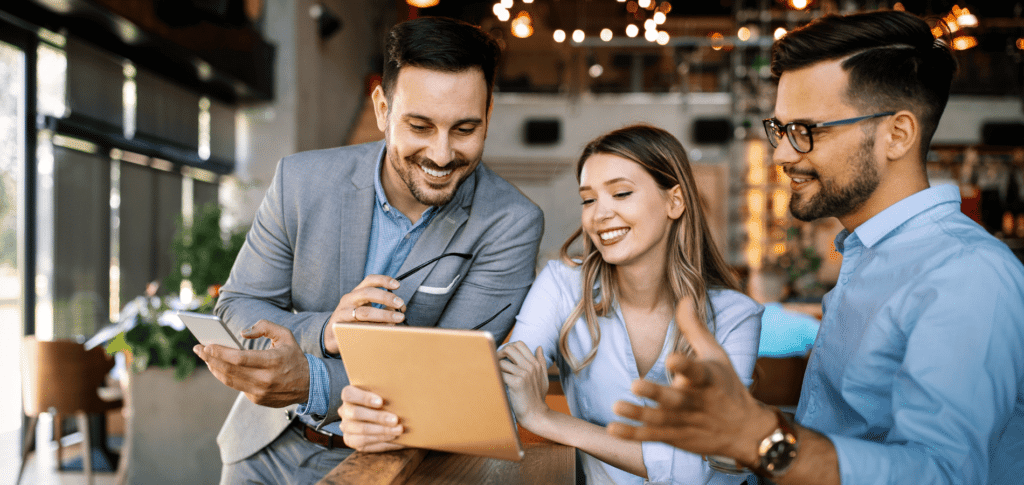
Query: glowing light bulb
[[738, 26, 751, 41], [553, 29, 566, 42], [657, 31, 670, 45], [600, 28, 613, 41], [774, 27, 787, 40], [653, 11, 666, 24], [511, 11, 533, 38], [572, 29, 585, 43], [626, 24, 639, 38], [644, 28, 658, 42]]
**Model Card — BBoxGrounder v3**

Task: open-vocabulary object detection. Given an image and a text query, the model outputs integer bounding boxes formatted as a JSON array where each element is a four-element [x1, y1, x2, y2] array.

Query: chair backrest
[[21, 336, 118, 416]]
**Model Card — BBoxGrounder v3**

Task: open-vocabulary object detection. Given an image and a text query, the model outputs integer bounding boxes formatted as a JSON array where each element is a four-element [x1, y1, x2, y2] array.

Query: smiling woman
[[499, 124, 763, 485]]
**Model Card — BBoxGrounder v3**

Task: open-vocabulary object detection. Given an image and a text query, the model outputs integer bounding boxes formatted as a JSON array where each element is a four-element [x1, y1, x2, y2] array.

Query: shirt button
[[383, 204, 390, 212]]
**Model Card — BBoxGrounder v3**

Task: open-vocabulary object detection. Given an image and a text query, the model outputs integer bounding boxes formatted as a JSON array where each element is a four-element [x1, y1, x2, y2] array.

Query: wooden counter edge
[[317, 448, 428, 485]]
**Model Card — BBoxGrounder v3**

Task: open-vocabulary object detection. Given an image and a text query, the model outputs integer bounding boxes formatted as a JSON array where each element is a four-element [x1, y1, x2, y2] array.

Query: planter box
[[119, 367, 237, 485]]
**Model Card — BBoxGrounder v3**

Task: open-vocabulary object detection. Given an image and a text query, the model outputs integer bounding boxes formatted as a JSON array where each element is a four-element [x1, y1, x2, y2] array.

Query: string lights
[[931, 4, 980, 51], [492, 0, 673, 45]]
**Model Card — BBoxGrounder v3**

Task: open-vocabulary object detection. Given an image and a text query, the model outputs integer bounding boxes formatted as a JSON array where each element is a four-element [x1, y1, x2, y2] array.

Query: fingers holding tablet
[[339, 385, 406, 452]]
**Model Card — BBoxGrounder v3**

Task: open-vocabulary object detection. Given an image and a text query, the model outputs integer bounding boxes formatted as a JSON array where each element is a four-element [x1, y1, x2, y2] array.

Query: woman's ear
[[667, 185, 686, 220]]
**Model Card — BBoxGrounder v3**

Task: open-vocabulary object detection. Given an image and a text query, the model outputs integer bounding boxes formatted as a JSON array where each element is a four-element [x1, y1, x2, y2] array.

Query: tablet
[[177, 311, 243, 350], [333, 323, 524, 461]]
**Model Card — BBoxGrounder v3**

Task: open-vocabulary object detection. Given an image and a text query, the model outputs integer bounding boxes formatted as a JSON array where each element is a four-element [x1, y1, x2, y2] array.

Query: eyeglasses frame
[[762, 111, 896, 154], [393, 252, 511, 331]]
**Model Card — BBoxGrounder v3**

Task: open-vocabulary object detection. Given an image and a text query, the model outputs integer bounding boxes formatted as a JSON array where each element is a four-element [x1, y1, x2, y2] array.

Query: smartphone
[[177, 311, 243, 350]]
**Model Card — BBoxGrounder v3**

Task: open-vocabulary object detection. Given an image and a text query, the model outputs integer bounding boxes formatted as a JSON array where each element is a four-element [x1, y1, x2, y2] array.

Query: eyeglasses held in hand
[[394, 252, 511, 331], [762, 112, 895, 154]]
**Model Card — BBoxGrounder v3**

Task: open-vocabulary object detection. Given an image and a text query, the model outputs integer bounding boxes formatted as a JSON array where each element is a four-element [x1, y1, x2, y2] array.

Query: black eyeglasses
[[394, 252, 512, 331], [762, 112, 895, 154]]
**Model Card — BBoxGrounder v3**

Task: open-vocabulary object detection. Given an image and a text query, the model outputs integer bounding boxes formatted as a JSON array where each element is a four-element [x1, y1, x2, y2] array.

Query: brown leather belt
[[296, 421, 349, 449]]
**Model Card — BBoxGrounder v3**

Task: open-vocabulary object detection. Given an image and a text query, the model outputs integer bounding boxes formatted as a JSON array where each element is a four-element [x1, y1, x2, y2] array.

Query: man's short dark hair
[[381, 16, 501, 107], [771, 10, 957, 159]]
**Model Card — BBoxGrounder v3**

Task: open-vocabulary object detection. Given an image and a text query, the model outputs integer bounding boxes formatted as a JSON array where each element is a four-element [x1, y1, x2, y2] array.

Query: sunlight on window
[[123, 61, 136, 138], [36, 43, 66, 118]]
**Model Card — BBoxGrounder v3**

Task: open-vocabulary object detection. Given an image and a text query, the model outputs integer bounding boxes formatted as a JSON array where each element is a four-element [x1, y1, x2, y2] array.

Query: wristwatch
[[751, 407, 799, 479]]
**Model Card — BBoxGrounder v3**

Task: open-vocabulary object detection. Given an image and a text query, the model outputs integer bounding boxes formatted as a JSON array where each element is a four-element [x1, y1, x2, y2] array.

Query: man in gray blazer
[[195, 17, 543, 484]]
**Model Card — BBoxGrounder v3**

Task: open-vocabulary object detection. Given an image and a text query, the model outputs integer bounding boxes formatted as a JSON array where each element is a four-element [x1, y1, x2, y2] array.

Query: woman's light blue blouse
[[507, 260, 763, 485]]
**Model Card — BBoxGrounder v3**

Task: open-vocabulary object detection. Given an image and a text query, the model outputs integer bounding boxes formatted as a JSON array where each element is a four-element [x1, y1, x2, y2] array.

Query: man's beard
[[789, 137, 880, 222], [385, 142, 474, 208]]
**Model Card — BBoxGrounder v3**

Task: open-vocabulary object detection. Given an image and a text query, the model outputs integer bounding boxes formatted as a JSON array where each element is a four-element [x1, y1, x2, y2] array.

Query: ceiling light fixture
[[554, 29, 566, 42], [626, 24, 639, 38], [952, 35, 977, 50], [738, 26, 751, 42], [511, 11, 533, 38]]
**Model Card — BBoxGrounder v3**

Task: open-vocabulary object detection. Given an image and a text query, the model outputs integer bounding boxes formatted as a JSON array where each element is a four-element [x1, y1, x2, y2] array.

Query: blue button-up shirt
[[795, 184, 1024, 484], [297, 146, 437, 434]]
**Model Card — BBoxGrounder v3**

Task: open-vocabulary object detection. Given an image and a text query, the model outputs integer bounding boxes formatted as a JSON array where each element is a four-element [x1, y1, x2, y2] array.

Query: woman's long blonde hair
[[559, 124, 741, 372]]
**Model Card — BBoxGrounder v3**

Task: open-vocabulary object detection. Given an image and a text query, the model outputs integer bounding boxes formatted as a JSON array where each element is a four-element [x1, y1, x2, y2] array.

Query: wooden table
[[317, 429, 576, 485]]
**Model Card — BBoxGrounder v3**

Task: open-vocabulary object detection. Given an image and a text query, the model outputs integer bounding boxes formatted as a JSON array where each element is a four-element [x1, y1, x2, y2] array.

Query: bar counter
[[317, 427, 576, 485]]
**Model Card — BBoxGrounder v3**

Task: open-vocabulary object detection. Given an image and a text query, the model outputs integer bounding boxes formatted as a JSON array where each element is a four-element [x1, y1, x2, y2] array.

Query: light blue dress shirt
[[795, 184, 1024, 484], [296, 146, 437, 434], [508, 260, 763, 485]]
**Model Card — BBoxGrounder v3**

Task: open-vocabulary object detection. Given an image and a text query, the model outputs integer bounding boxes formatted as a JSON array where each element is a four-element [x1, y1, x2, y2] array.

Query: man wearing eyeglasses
[[196, 17, 543, 484], [609, 10, 1024, 485]]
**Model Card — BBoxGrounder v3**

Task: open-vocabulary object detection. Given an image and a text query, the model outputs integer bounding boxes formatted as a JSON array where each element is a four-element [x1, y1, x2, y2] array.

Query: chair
[[18, 336, 124, 485]]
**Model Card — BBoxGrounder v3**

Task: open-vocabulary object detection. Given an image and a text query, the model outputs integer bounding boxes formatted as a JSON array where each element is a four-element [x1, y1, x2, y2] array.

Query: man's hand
[[338, 385, 405, 452], [194, 320, 311, 408], [607, 297, 775, 466], [324, 275, 407, 355]]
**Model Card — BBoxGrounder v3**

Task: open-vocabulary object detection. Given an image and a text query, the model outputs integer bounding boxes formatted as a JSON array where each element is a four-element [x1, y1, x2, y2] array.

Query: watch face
[[764, 439, 798, 473]]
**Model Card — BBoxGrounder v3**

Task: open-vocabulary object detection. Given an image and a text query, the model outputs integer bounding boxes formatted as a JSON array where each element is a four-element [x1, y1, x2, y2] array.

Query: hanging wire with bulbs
[[492, 0, 535, 38], [491, 0, 674, 45], [925, 4, 980, 51]]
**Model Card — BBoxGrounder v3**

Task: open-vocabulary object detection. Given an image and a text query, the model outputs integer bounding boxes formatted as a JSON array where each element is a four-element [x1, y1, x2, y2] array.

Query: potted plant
[[103, 202, 248, 485], [105, 203, 246, 381]]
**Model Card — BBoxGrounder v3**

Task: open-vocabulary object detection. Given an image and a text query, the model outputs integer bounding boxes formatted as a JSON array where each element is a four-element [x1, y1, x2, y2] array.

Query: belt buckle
[[319, 427, 336, 449]]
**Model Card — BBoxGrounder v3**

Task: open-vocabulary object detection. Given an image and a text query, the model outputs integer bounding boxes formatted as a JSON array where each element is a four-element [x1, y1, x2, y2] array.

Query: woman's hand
[[498, 341, 550, 429]]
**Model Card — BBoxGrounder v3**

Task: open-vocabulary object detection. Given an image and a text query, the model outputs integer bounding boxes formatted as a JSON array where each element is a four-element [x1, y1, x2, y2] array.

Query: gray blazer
[[213, 140, 544, 464]]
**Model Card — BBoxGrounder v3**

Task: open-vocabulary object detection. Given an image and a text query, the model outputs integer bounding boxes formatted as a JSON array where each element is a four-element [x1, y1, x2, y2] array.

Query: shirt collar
[[851, 184, 961, 249]]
